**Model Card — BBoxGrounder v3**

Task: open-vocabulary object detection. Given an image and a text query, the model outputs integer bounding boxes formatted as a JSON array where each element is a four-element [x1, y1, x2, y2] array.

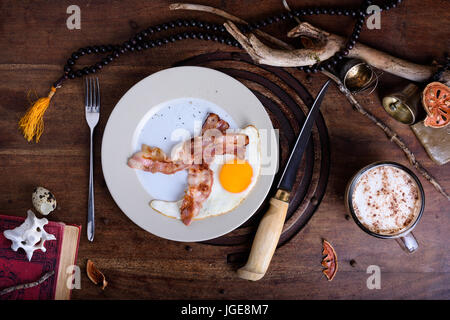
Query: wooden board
[[0, 0, 449, 299], [176, 52, 330, 253]]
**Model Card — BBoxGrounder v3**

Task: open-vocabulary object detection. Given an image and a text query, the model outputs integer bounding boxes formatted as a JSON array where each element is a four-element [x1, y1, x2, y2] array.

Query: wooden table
[[1, 0, 449, 299]]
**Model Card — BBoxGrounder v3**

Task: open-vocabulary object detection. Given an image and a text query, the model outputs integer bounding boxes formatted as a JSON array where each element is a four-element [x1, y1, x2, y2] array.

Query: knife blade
[[237, 80, 331, 281], [277, 79, 331, 197]]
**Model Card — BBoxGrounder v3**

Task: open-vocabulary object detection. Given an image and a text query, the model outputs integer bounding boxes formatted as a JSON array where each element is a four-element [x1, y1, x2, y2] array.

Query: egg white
[[151, 125, 261, 221]]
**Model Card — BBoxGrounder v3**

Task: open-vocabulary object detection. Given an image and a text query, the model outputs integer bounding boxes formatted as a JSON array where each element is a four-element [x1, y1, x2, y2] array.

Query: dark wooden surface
[[1, 0, 449, 299]]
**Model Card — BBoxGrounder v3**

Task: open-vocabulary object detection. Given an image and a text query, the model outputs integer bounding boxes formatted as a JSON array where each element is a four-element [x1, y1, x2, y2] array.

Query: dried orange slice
[[322, 240, 338, 281], [422, 82, 450, 128], [86, 259, 108, 290]]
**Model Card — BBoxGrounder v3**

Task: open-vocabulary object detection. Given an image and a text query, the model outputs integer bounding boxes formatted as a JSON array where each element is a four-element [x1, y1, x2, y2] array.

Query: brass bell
[[382, 83, 421, 125]]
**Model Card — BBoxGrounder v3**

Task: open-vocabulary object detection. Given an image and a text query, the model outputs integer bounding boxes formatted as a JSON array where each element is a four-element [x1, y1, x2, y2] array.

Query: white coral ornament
[[3, 210, 56, 261]]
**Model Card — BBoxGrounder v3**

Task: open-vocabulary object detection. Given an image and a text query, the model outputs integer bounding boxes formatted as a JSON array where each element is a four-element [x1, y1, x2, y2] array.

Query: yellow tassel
[[19, 86, 56, 142]]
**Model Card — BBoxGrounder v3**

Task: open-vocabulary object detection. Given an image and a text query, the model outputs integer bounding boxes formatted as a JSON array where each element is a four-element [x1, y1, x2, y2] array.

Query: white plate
[[101, 66, 278, 242]]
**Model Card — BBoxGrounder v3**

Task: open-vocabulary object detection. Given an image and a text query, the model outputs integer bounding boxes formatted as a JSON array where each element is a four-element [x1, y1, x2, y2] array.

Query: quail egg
[[32, 187, 57, 216]]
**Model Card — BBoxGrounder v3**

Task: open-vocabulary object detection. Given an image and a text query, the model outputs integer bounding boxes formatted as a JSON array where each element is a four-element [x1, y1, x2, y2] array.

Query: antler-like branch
[[226, 21, 448, 83], [224, 21, 342, 67]]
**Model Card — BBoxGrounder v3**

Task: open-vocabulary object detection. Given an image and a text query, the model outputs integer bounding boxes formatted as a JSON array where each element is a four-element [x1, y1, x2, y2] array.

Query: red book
[[0, 214, 81, 300]]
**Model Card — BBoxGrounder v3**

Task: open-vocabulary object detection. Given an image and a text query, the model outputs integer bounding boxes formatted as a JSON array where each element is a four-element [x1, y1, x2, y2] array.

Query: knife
[[237, 80, 331, 281]]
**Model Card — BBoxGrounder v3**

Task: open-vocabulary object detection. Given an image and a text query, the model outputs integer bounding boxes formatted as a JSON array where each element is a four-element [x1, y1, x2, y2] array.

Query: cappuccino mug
[[345, 162, 425, 253]]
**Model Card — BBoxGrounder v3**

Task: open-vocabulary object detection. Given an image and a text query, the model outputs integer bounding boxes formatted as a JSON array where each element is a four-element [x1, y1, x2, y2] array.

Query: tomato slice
[[422, 82, 450, 128]]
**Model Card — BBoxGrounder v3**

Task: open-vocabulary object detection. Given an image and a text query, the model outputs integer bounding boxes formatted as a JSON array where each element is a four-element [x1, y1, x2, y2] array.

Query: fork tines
[[85, 77, 100, 112]]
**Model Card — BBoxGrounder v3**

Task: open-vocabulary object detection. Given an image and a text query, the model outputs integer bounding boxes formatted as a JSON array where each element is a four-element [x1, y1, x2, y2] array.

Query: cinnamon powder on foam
[[352, 165, 420, 235]]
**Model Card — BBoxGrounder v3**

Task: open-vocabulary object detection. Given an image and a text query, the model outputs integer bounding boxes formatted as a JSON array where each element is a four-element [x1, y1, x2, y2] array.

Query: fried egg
[[151, 125, 261, 220]]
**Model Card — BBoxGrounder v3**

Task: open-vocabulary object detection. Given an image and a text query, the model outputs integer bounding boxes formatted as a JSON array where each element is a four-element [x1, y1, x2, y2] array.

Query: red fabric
[[0, 214, 64, 300]]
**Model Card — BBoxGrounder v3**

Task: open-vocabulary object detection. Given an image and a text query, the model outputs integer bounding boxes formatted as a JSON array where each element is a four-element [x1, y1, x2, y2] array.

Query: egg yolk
[[219, 159, 253, 193]]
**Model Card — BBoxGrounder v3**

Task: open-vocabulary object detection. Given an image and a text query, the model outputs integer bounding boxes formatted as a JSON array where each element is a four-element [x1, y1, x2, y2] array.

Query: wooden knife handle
[[237, 189, 290, 281]]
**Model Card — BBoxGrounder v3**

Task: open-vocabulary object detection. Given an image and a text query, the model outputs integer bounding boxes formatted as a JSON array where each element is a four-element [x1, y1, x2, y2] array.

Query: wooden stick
[[322, 70, 450, 201], [169, 3, 294, 50], [0, 270, 55, 296]]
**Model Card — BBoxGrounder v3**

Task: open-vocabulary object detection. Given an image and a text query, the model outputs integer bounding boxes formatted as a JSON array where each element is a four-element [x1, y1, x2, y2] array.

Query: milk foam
[[351, 165, 421, 235]]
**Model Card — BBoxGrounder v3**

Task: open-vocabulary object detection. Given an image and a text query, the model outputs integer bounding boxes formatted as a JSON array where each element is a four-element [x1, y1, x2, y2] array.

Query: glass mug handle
[[395, 232, 419, 253]]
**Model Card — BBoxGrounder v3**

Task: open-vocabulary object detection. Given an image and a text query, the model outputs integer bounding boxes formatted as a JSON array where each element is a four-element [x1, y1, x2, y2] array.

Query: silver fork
[[85, 77, 100, 242]]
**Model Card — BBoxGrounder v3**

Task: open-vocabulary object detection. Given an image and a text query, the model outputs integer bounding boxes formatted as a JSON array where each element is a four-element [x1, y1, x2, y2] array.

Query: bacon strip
[[127, 145, 190, 174], [201, 113, 230, 134], [180, 164, 213, 225], [202, 133, 249, 164], [175, 132, 249, 164]]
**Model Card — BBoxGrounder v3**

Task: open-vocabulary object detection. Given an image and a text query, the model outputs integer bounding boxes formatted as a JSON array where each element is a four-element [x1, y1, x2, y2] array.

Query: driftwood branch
[[170, 3, 449, 83], [225, 21, 449, 83], [224, 21, 341, 67], [322, 70, 450, 201], [0, 270, 55, 296]]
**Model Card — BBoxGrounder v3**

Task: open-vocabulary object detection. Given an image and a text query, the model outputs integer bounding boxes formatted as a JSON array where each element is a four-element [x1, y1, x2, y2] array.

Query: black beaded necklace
[[19, 0, 410, 142], [57, 0, 405, 87]]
